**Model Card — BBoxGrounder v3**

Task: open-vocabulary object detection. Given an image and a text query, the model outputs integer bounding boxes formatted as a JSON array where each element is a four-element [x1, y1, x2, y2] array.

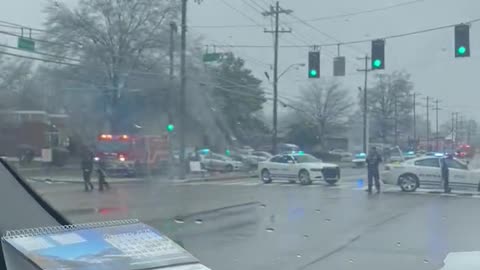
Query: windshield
[[293, 154, 319, 163], [95, 141, 130, 153], [3, 1, 480, 270]]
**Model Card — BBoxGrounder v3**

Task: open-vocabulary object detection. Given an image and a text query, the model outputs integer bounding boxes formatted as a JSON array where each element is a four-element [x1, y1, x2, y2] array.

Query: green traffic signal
[[458, 46, 466, 55], [373, 59, 382, 68], [166, 124, 174, 132], [225, 149, 231, 156], [309, 69, 317, 77]]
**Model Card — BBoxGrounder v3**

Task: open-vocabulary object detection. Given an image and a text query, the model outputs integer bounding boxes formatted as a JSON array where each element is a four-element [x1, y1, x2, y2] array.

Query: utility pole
[[412, 93, 419, 150], [167, 21, 177, 179], [425, 96, 430, 151], [178, 0, 187, 179], [263, 1, 292, 154], [357, 55, 371, 153], [394, 93, 398, 146], [451, 112, 455, 151], [168, 22, 177, 125], [459, 115, 465, 144], [433, 99, 441, 151], [455, 112, 459, 148], [467, 119, 472, 145]]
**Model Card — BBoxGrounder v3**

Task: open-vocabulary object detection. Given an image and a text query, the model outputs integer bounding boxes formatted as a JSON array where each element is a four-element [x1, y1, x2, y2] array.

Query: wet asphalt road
[[26, 167, 480, 270]]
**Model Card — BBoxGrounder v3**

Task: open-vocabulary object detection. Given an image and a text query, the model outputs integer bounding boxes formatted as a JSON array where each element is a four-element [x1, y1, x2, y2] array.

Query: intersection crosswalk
[[171, 178, 480, 199]]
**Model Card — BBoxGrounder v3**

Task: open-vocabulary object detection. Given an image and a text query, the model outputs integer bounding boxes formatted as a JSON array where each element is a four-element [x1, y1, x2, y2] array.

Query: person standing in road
[[366, 146, 382, 193], [441, 154, 452, 193], [97, 159, 110, 191], [81, 146, 94, 192]]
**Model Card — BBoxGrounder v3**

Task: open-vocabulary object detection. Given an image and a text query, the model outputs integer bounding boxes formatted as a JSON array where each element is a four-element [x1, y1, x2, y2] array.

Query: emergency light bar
[[99, 134, 113, 140]]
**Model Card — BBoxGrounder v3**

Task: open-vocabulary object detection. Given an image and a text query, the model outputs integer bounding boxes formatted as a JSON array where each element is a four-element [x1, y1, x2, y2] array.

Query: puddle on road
[[174, 218, 185, 224]]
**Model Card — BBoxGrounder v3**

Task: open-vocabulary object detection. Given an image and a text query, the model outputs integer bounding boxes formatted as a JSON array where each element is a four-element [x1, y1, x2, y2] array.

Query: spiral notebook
[[1, 219, 209, 270]]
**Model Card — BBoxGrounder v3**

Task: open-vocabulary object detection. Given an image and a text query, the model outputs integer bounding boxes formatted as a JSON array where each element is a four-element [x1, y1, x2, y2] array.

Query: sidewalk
[[27, 171, 257, 184]]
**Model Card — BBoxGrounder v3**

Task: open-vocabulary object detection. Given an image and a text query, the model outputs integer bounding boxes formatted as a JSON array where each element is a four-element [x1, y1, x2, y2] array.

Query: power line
[[287, 13, 365, 56], [0, 50, 80, 66], [218, 0, 265, 27], [309, 0, 426, 22], [190, 0, 426, 28], [207, 16, 480, 48], [0, 20, 46, 32], [0, 44, 81, 63]]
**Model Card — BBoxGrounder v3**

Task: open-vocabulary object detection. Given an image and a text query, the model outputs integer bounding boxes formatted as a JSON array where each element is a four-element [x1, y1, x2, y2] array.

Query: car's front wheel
[[298, 170, 312, 185], [225, 164, 234, 172], [261, 169, 272, 184], [398, 173, 419, 192], [326, 180, 338, 185]]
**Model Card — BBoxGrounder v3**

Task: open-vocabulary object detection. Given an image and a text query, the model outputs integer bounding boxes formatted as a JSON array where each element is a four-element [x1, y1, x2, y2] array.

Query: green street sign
[[17, 37, 35, 51], [202, 53, 222, 62]]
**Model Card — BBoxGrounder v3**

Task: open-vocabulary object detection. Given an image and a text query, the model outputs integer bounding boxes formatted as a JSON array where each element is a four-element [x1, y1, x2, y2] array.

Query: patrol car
[[258, 153, 341, 185], [382, 155, 480, 192]]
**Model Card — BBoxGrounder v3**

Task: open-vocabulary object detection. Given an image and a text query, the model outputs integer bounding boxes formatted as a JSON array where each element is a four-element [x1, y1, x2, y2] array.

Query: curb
[[27, 178, 145, 184], [28, 173, 258, 184], [180, 174, 257, 183]]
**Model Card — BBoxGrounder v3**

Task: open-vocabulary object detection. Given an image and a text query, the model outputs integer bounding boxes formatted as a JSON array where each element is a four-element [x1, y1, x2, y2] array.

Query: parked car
[[200, 152, 242, 172], [258, 153, 340, 185], [352, 152, 366, 168], [382, 156, 478, 192], [328, 149, 352, 161]]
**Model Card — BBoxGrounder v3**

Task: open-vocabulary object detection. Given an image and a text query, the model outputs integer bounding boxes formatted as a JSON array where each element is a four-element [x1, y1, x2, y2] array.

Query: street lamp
[[264, 63, 305, 81], [264, 62, 304, 155]]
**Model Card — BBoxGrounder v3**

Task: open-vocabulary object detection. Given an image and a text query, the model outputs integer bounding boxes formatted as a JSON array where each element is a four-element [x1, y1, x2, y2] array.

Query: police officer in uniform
[[366, 146, 382, 193], [97, 159, 110, 191], [441, 154, 452, 193], [81, 146, 95, 192]]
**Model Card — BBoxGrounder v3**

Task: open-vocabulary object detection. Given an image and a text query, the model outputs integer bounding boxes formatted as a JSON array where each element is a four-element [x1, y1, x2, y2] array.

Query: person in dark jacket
[[97, 159, 110, 191], [441, 154, 452, 193], [81, 146, 95, 192], [366, 146, 382, 193]]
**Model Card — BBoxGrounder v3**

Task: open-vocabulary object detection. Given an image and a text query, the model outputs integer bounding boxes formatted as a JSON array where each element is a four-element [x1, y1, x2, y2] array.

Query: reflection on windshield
[[293, 154, 318, 163], [95, 141, 130, 153], [5, 1, 480, 270]]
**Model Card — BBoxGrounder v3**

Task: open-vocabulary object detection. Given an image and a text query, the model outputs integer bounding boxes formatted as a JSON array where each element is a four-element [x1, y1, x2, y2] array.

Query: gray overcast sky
[[2, 0, 480, 123]]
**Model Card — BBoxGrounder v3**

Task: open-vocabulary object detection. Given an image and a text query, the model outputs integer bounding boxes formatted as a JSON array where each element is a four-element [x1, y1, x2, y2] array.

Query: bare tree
[[43, 0, 178, 131], [367, 71, 414, 144], [287, 80, 353, 148], [0, 54, 34, 110]]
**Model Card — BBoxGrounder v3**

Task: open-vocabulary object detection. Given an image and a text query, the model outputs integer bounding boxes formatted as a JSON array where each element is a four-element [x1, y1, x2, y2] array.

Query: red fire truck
[[456, 143, 475, 159], [94, 134, 170, 176]]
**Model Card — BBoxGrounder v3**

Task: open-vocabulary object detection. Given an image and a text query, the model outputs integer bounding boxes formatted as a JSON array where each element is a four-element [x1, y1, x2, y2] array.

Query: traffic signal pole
[[167, 22, 177, 179], [433, 99, 441, 151], [426, 96, 430, 151], [179, 0, 187, 179], [168, 22, 177, 126], [263, 2, 291, 154], [357, 55, 371, 154]]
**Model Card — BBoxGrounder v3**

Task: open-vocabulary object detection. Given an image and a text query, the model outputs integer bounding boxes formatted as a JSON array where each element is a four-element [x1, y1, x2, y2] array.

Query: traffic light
[[455, 24, 470, 57], [225, 149, 231, 156], [333, 56, 345, 76], [308, 51, 320, 78], [371, 39, 385, 70], [166, 124, 174, 132]]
